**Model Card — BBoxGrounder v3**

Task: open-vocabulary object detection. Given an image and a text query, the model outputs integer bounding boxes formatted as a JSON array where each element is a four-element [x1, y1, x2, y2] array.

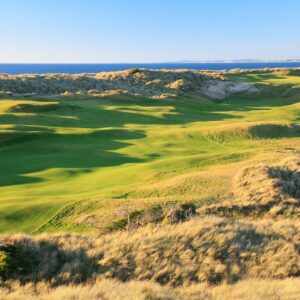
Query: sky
[[0, 0, 299, 63]]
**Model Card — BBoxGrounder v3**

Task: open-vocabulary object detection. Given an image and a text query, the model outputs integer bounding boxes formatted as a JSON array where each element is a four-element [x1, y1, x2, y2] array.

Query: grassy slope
[[226, 71, 300, 85], [0, 72, 299, 233], [1, 216, 300, 277]]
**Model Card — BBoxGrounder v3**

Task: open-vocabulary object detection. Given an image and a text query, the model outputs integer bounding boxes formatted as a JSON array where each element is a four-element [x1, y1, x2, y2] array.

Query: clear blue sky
[[0, 0, 299, 63]]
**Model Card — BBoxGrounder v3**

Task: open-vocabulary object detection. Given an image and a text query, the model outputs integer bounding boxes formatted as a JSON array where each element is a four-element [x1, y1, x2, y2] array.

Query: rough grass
[[200, 156, 300, 218], [1, 217, 300, 286], [203, 122, 300, 143], [1, 278, 300, 300], [0, 69, 217, 99], [0, 217, 300, 298]]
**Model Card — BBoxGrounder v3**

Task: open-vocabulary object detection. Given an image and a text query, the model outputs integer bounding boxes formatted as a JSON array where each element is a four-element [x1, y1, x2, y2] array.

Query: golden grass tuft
[[1, 278, 300, 299], [199, 156, 300, 218], [1, 216, 300, 288]]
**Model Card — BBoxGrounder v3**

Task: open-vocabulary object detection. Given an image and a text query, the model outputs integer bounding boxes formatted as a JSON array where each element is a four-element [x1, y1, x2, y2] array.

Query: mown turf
[[0, 73, 299, 233], [226, 71, 300, 85]]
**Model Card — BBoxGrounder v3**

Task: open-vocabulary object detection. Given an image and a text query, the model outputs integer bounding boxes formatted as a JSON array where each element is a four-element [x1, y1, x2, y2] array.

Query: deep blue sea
[[1, 62, 300, 75]]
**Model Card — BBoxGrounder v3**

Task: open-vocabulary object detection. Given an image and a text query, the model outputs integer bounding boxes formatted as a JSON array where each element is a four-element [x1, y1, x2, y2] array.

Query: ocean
[[1, 62, 300, 75]]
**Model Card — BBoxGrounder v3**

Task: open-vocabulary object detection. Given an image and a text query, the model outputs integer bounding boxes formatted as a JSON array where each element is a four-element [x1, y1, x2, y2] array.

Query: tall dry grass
[[1, 277, 300, 299], [200, 156, 300, 218], [1, 217, 300, 286]]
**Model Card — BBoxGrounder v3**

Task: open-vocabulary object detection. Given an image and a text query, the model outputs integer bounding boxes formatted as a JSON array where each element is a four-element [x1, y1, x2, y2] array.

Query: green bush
[[0, 244, 39, 280], [0, 250, 15, 278], [128, 68, 140, 74]]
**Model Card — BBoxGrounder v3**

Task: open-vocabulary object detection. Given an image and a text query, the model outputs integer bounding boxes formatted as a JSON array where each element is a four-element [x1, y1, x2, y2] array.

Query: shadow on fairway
[[0, 128, 146, 186], [0, 96, 296, 187]]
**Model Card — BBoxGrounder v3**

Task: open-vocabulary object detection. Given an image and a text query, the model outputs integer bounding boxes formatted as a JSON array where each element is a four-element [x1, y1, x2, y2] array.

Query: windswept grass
[[1, 278, 300, 300], [1, 217, 300, 284], [0, 217, 300, 298], [200, 155, 300, 219]]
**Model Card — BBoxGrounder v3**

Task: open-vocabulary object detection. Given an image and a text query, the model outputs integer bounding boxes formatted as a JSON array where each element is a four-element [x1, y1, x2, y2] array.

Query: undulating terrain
[[0, 68, 300, 299]]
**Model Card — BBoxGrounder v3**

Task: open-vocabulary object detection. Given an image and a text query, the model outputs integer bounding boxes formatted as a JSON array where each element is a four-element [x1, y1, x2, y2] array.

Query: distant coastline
[[1, 61, 300, 75]]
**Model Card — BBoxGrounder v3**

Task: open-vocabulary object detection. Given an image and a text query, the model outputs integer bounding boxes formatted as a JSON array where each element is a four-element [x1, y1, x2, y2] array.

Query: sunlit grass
[[0, 73, 299, 233]]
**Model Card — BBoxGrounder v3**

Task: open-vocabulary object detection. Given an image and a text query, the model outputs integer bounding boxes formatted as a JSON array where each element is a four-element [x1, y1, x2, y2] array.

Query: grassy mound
[[200, 156, 300, 218], [225, 69, 300, 98], [204, 122, 300, 144], [274, 69, 300, 76], [251, 123, 300, 138]]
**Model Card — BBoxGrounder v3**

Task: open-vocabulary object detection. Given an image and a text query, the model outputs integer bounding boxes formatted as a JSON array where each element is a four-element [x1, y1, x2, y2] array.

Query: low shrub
[[0, 244, 39, 280], [0, 249, 15, 278], [164, 202, 196, 224], [128, 68, 140, 74]]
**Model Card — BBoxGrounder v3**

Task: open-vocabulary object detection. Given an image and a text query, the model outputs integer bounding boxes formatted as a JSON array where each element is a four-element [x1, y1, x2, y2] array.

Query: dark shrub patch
[[165, 202, 197, 224], [0, 249, 15, 278], [128, 68, 140, 74], [0, 244, 39, 279]]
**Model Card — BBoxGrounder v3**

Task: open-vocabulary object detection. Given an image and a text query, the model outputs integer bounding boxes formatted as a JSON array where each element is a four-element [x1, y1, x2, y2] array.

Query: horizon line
[[1, 60, 300, 65]]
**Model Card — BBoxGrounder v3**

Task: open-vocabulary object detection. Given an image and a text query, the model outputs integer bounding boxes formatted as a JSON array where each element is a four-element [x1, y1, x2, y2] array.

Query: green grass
[[226, 72, 300, 85], [0, 73, 299, 233]]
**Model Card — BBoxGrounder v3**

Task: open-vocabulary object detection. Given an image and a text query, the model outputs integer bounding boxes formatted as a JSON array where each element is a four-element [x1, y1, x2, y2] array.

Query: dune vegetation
[[0, 68, 300, 299], [1, 217, 300, 299]]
